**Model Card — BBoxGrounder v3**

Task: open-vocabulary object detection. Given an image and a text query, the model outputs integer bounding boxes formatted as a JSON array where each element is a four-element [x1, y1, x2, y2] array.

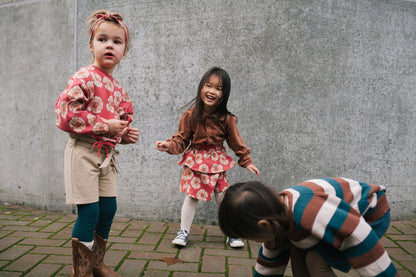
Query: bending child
[[156, 67, 260, 248], [55, 10, 139, 276], [218, 178, 398, 277]]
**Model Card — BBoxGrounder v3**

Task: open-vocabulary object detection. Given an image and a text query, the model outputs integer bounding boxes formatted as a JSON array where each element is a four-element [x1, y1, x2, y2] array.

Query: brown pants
[[290, 244, 336, 277]]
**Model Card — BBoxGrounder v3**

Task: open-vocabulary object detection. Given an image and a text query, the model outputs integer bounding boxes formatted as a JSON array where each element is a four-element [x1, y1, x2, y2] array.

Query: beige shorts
[[64, 134, 118, 205]]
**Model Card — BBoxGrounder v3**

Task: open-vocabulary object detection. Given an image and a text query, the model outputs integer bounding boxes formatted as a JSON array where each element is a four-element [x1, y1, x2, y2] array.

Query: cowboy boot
[[93, 233, 122, 277], [71, 238, 93, 277]]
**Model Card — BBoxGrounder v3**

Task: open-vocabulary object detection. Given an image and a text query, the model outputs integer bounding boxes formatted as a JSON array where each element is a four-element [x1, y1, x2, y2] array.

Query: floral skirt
[[178, 145, 236, 201]]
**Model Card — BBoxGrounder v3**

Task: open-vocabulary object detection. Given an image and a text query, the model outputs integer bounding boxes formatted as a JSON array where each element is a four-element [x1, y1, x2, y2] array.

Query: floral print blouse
[[55, 65, 134, 143]]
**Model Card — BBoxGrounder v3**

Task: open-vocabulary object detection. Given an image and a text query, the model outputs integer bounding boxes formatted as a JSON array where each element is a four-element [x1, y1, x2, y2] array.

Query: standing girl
[[55, 10, 138, 276], [156, 67, 260, 248], [218, 178, 398, 277]]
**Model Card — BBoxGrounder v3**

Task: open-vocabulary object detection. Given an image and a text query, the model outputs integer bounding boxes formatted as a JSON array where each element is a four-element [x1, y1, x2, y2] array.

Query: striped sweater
[[255, 177, 398, 277]]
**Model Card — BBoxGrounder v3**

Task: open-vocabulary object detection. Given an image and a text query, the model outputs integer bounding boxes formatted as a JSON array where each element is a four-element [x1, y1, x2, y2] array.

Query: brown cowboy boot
[[71, 238, 93, 277], [93, 233, 122, 277]]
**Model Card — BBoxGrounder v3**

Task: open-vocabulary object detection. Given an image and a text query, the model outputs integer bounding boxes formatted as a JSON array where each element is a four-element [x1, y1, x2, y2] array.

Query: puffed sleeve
[[225, 115, 253, 167], [166, 110, 193, 154], [55, 77, 109, 137]]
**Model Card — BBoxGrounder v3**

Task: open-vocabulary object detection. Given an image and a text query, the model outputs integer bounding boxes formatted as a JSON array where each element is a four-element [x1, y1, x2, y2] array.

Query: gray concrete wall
[[1, 0, 415, 223]]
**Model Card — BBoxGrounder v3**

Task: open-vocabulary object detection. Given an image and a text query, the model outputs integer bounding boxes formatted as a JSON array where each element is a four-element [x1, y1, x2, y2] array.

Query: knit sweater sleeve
[[254, 241, 289, 277], [293, 189, 397, 276]]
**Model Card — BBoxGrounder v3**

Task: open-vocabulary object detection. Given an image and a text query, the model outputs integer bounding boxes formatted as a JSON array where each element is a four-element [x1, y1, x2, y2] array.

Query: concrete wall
[[1, 0, 415, 223]]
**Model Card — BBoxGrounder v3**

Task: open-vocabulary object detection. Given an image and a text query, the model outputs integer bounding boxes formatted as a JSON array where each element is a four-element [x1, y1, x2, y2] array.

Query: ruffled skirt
[[178, 145, 236, 201]]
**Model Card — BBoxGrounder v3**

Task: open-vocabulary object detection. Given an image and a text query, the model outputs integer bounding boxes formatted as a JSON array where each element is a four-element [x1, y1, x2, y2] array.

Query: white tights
[[180, 192, 224, 233]]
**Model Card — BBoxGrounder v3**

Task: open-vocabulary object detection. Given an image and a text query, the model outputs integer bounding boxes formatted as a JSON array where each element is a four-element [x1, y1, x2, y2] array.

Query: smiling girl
[[55, 10, 138, 276], [156, 67, 260, 248]]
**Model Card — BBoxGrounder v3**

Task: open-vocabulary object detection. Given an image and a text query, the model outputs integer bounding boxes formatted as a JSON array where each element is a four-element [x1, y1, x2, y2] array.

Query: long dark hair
[[218, 181, 290, 241], [185, 67, 232, 125]]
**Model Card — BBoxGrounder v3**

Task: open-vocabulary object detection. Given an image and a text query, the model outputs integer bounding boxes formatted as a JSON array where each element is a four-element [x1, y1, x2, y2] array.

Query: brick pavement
[[0, 203, 415, 276]]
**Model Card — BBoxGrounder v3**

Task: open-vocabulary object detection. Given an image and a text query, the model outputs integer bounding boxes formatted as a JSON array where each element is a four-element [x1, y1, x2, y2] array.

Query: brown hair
[[218, 181, 290, 242]]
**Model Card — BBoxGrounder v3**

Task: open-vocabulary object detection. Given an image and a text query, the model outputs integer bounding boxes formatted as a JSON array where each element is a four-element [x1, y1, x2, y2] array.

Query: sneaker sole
[[226, 239, 244, 248], [172, 239, 187, 246]]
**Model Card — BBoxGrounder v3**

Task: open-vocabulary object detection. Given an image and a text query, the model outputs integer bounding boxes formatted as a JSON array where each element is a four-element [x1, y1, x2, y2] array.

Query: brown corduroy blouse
[[167, 108, 253, 167]]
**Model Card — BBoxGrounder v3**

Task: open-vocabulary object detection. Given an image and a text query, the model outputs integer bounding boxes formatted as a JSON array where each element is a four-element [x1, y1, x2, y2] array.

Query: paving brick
[[391, 221, 416, 234], [42, 254, 71, 264], [58, 264, 72, 275], [228, 264, 253, 277], [0, 245, 33, 260], [191, 241, 225, 249], [9, 231, 51, 239], [156, 238, 181, 254], [111, 243, 155, 252], [147, 222, 167, 232], [111, 221, 129, 231], [24, 263, 61, 277], [40, 222, 68, 233], [31, 246, 71, 255], [118, 259, 146, 276], [143, 269, 170, 276], [108, 236, 137, 244], [0, 220, 28, 226], [138, 232, 163, 245], [172, 272, 223, 277], [0, 230, 13, 238], [147, 260, 198, 271], [400, 261, 416, 275], [50, 227, 72, 239], [0, 205, 414, 277], [166, 223, 181, 234], [388, 234, 416, 241], [129, 220, 151, 229], [19, 238, 66, 247], [3, 253, 46, 271], [396, 269, 415, 277], [0, 236, 20, 251], [129, 251, 172, 260], [206, 228, 223, 237], [205, 235, 224, 243], [201, 255, 225, 273], [103, 249, 127, 267], [1, 225, 39, 232], [178, 247, 201, 262], [0, 271, 21, 276], [228, 257, 256, 266], [396, 241, 416, 254], [29, 220, 53, 227], [204, 248, 248, 258], [121, 228, 144, 238]]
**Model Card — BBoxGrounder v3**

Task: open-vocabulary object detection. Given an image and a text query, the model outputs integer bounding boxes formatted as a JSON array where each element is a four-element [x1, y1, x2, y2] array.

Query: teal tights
[[72, 197, 117, 241]]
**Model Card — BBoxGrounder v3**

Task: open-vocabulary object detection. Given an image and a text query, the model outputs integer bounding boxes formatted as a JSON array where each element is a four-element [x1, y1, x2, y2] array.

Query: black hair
[[185, 67, 232, 125], [218, 181, 290, 241]]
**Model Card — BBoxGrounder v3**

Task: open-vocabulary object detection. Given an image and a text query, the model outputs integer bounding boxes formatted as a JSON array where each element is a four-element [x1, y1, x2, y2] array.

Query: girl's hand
[[108, 119, 129, 137], [246, 164, 260, 177], [121, 127, 139, 144], [155, 141, 170, 152]]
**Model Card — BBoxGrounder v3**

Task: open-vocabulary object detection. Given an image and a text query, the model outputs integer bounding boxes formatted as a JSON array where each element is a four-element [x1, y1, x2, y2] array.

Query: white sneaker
[[227, 237, 245, 248], [172, 229, 189, 246]]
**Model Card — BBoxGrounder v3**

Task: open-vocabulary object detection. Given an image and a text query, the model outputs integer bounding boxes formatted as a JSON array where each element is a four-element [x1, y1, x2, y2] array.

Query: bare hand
[[108, 119, 129, 137], [155, 141, 170, 152], [246, 164, 260, 177], [121, 127, 139, 144]]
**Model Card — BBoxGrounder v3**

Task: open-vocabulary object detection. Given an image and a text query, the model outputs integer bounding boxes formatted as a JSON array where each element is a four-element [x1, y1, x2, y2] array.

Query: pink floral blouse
[[55, 65, 134, 143]]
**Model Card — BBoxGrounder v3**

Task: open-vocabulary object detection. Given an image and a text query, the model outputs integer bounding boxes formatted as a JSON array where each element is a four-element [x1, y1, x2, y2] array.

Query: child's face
[[89, 21, 127, 74], [200, 74, 223, 113]]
